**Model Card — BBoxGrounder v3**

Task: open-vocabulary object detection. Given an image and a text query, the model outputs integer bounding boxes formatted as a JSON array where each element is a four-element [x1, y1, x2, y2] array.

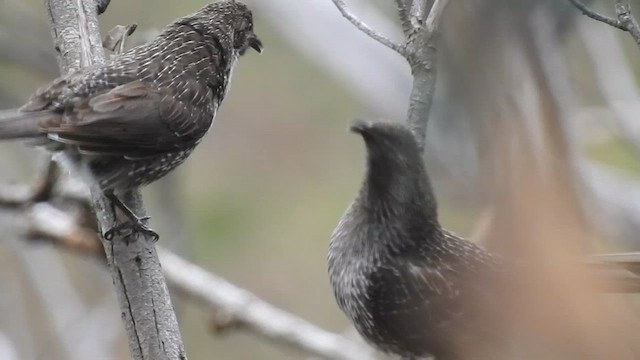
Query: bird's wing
[[367, 246, 505, 356], [365, 259, 469, 355], [43, 80, 213, 158]]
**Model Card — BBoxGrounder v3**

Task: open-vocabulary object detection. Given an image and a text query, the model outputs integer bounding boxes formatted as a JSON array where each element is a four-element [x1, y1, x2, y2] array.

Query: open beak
[[248, 34, 263, 53]]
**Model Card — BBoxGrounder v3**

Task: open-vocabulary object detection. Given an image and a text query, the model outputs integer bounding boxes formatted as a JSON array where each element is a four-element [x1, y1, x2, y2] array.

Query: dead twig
[[569, 0, 640, 48], [0, 159, 60, 207], [329, 0, 407, 56], [329, 0, 451, 148]]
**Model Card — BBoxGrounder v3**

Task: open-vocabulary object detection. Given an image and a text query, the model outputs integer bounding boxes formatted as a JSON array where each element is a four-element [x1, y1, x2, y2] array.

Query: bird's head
[[191, 1, 263, 56], [350, 120, 437, 212], [350, 120, 422, 171]]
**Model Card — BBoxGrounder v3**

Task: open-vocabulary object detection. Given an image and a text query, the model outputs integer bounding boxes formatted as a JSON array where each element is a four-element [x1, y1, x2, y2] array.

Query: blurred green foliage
[[588, 138, 640, 176]]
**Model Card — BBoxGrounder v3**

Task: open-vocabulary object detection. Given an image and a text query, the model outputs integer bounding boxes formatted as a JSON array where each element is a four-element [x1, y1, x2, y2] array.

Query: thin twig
[[424, 0, 451, 34], [29, 160, 60, 202], [329, 0, 407, 56], [567, 0, 626, 31], [569, 0, 640, 51], [103, 24, 138, 55], [327, 0, 447, 147], [0, 159, 59, 207], [615, 0, 640, 47], [27, 203, 104, 258]]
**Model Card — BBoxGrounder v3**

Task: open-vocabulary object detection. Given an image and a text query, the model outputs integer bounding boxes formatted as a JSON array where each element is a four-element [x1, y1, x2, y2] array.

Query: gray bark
[[44, 1, 186, 358]]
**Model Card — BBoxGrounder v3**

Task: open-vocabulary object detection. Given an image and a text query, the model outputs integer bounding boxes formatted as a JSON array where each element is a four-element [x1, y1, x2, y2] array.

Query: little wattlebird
[[328, 121, 640, 360], [0, 1, 262, 240]]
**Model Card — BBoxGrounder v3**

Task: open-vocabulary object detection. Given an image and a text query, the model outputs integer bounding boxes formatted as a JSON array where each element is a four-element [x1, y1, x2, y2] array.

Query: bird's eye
[[241, 16, 253, 32]]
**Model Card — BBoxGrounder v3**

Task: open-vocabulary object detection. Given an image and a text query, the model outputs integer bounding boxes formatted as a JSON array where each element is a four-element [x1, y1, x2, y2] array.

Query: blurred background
[[3, 0, 640, 358]]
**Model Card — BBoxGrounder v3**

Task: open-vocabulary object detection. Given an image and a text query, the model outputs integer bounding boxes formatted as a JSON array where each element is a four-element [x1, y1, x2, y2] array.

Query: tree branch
[[409, 0, 426, 29], [329, 0, 407, 56], [328, 0, 450, 149], [45, 0, 105, 71], [568, 0, 626, 30], [615, 0, 640, 47], [569, 0, 640, 48], [0, 158, 59, 207], [160, 249, 376, 360], [43, 1, 186, 359], [18, 201, 376, 360], [102, 24, 138, 54], [424, 0, 450, 34], [404, 0, 450, 150]]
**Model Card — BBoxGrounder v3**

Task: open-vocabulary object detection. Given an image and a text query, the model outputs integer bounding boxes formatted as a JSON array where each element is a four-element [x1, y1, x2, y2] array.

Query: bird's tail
[[589, 252, 640, 293], [0, 108, 53, 139]]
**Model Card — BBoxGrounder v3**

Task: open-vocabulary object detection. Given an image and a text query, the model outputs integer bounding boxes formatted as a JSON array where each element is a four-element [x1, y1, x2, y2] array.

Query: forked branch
[[329, 0, 451, 148]]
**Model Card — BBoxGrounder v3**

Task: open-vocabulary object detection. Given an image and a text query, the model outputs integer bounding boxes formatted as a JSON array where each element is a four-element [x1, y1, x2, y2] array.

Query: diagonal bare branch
[[19, 201, 376, 360], [330, 0, 407, 56], [326, 0, 449, 148], [568, 0, 626, 30], [160, 249, 376, 360], [570, 0, 640, 51]]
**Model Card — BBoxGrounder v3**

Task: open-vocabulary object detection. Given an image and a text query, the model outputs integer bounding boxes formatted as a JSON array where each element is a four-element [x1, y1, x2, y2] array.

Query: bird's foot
[[103, 191, 160, 242], [104, 216, 159, 242]]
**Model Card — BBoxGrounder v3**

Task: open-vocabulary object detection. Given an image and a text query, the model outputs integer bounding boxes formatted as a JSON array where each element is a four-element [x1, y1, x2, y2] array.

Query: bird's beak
[[248, 34, 263, 53], [350, 120, 371, 135]]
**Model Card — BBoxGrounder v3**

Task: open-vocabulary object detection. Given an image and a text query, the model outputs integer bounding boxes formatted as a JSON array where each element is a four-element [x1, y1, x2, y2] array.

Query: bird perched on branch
[[328, 121, 640, 359], [0, 0, 262, 239]]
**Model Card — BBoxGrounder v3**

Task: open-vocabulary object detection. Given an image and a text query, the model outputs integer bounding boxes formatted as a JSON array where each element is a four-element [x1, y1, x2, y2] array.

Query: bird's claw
[[104, 216, 159, 242]]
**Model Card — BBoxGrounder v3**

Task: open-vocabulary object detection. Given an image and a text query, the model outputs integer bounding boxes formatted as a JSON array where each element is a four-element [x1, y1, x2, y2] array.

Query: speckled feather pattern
[[328, 123, 503, 359], [0, 1, 259, 192]]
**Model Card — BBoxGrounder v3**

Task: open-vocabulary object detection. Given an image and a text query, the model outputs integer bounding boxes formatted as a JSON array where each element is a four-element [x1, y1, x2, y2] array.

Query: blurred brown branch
[[0, 160, 59, 207]]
